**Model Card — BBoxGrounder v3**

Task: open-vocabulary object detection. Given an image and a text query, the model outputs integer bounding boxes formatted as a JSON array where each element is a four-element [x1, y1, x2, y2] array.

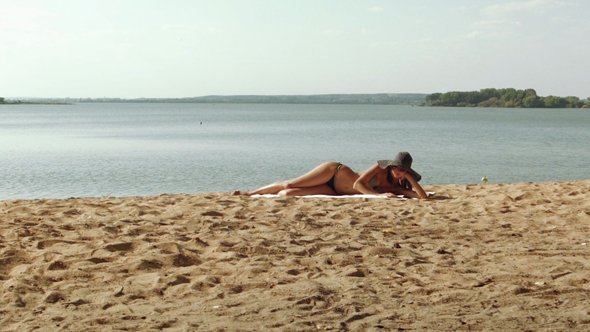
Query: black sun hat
[[377, 151, 421, 182]]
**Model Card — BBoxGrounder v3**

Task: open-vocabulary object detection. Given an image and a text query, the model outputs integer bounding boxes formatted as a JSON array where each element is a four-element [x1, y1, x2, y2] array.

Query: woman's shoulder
[[358, 163, 386, 176]]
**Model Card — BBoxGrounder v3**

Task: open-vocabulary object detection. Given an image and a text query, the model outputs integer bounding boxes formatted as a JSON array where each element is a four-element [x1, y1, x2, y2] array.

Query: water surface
[[1, 103, 588, 200]]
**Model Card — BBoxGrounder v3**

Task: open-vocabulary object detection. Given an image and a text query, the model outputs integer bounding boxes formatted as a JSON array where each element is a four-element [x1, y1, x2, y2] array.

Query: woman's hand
[[403, 172, 428, 199], [379, 192, 398, 198], [390, 167, 427, 199]]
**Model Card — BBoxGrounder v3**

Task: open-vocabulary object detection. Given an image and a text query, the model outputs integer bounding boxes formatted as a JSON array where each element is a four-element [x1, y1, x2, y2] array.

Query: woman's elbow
[[352, 181, 363, 191]]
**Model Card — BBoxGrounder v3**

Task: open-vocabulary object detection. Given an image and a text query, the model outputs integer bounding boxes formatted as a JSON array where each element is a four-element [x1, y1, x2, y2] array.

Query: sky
[[1, 0, 589, 99]]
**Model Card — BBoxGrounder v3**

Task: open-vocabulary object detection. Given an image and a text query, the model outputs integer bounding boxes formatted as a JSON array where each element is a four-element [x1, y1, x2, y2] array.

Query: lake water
[[1, 103, 588, 200]]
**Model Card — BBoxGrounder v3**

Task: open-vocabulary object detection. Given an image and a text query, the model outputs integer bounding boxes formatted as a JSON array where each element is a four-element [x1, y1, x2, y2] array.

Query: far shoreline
[[0, 102, 71, 105]]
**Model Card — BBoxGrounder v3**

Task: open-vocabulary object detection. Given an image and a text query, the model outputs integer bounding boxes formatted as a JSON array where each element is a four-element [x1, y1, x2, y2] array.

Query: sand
[[1, 180, 590, 331]]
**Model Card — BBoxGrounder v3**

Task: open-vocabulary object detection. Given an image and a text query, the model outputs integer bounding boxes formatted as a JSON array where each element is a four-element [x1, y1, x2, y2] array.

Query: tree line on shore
[[0, 97, 65, 105], [0, 94, 427, 105], [4, 90, 589, 108], [425, 88, 589, 108]]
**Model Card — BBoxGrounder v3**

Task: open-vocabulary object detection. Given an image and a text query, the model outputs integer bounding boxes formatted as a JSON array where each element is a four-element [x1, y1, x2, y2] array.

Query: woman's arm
[[353, 164, 393, 196], [403, 173, 428, 199]]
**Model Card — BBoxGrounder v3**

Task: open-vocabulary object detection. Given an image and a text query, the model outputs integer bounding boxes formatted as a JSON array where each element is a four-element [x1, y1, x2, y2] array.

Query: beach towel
[[251, 192, 436, 199]]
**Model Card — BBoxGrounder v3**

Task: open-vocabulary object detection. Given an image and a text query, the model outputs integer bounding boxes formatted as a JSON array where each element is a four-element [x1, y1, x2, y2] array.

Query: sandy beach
[[1, 180, 590, 331]]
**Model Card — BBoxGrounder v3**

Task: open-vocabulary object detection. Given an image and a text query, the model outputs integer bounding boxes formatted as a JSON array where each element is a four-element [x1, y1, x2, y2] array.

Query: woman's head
[[377, 152, 421, 181], [390, 166, 407, 178]]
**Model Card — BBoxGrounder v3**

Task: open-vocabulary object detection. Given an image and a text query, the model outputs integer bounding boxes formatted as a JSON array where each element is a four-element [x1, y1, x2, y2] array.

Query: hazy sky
[[1, 0, 589, 99]]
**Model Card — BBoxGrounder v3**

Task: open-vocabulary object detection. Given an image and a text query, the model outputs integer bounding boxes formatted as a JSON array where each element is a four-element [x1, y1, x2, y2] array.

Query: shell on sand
[[1, 180, 590, 331]]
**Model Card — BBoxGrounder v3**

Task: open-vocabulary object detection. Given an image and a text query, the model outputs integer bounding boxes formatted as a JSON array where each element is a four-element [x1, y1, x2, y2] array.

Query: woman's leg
[[238, 180, 289, 195], [284, 162, 341, 188], [241, 162, 341, 195]]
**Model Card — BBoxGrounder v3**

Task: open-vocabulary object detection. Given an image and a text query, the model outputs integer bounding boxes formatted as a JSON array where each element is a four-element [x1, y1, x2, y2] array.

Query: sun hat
[[377, 152, 421, 182]]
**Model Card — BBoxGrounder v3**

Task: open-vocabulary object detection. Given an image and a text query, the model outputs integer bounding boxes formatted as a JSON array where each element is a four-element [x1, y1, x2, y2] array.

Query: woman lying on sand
[[237, 152, 428, 199]]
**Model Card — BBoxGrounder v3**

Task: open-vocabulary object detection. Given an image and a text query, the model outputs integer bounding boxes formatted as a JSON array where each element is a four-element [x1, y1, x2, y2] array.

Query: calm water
[[1, 103, 588, 200]]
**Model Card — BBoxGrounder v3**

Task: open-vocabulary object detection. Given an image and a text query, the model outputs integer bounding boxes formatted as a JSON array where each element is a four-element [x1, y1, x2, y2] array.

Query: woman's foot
[[231, 190, 251, 196]]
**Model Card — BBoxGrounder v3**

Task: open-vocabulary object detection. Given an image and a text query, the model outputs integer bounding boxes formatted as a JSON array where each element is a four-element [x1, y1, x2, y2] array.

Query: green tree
[[479, 88, 499, 100], [0, 97, 4, 103], [465, 91, 485, 105], [425, 93, 442, 105], [478, 97, 500, 107], [524, 89, 538, 98], [500, 88, 517, 102], [424, 88, 585, 109], [438, 91, 463, 106], [565, 96, 583, 108], [522, 95, 542, 108], [543, 96, 568, 108]]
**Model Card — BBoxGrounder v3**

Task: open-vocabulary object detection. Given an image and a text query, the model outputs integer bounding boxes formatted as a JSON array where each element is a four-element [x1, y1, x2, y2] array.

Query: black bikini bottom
[[326, 163, 343, 194]]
